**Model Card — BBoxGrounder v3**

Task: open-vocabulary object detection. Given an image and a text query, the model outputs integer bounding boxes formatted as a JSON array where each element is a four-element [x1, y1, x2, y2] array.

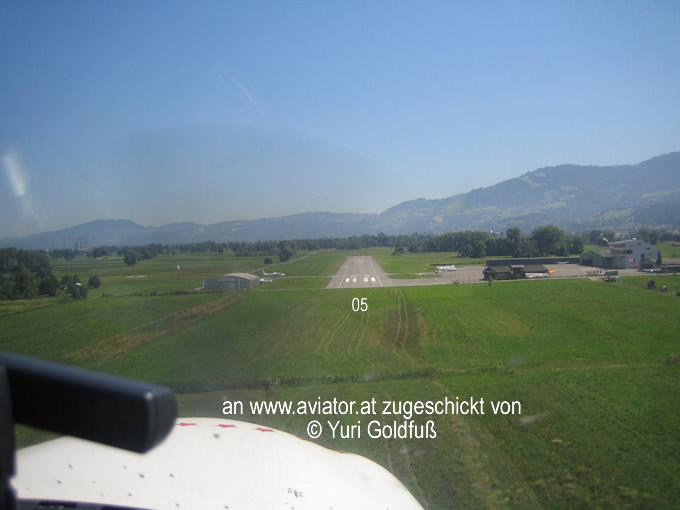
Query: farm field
[[2, 250, 679, 509]]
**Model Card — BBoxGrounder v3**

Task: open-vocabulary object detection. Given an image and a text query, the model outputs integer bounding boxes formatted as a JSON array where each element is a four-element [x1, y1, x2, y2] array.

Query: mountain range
[[2, 152, 679, 249]]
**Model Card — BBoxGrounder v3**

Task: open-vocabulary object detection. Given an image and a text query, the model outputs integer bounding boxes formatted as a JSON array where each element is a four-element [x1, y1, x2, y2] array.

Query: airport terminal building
[[580, 239, 660, 269]]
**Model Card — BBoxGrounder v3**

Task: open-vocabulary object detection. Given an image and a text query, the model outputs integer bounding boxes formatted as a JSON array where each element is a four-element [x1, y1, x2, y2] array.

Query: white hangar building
[[203, 273, 260, 290]]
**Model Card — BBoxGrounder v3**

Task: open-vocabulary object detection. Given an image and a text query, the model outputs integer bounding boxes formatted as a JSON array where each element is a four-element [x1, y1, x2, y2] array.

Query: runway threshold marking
[[367, 258, 384, 287], [339, 259, 352, 288]]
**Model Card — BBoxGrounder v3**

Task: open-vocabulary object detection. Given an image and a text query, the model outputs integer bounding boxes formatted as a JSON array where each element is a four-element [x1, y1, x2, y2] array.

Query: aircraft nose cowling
[[13, 417, 424, 510]]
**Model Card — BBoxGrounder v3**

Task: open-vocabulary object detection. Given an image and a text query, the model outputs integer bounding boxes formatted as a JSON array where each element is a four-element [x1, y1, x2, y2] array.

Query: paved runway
[[326, 256, 391, 288]]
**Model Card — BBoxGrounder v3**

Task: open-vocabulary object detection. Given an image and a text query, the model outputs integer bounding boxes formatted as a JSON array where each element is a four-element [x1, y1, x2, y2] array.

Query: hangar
[[203, 273, 260, 290], [580, 250, 613, 268]]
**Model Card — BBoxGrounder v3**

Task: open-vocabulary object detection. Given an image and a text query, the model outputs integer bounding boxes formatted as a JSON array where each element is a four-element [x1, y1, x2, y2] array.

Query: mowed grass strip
[[94, 288, 420, 388], [0, 292, 226, 365], [257, 250, 349, 277], [66, 295, 242, 366]]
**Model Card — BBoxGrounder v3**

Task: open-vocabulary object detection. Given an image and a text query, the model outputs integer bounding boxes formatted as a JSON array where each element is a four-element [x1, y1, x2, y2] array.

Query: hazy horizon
[[2, 2, 679, 238]]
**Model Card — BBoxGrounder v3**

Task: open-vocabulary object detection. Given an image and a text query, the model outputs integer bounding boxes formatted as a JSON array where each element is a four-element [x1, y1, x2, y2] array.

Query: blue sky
[[1, 1, 679, 238]]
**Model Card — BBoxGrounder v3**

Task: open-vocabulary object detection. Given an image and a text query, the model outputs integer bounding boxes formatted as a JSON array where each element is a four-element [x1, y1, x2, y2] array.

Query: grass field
[[657, 240, 680, 259], [369, 247, 487, 273], [3, 250, 679, 509]]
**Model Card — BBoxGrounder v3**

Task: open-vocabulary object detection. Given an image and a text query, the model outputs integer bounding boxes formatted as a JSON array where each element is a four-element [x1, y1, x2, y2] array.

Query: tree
[[517, 237, 538, 257], [506, 227, 523, 257], [124, 252, 137, 266], [569, 235, 585, 254], [278, 244, 294, 263], [588, 230, 602, 244], [61, 274, 73, 288], [39, 276, 59, 296], [71, 284, 88, 299], [649, 230, 659, 245], [13, 266, 37, 298], [264, 257, 273, 265], [531, 225, 565, 256], [88, 275, 101, 289], [485, 238, 499, 256], [556, 243, 569, 257], [471, 240, 486, 259], [407, 240, 422, 253], [459, 244, 473, 258]]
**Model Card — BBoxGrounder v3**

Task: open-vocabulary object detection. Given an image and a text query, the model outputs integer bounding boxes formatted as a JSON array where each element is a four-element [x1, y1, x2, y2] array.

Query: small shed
[[203, 273, 260, 290], [483, 265, 517, 280], [483, 264, 549, 281], [661, 258, 680, 273]]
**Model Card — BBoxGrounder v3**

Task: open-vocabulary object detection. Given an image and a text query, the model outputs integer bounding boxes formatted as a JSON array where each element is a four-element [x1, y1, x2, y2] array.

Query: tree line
[[3, 224, 675, 300], [0, 248, 54, 299], [0, 248, 104, 300], [387, 226, 585, 258]]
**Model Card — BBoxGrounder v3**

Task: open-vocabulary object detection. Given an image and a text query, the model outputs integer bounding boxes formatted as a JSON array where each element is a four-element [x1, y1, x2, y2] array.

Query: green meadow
[[364, 247, 487, 273], [2, 250, 679, 509]]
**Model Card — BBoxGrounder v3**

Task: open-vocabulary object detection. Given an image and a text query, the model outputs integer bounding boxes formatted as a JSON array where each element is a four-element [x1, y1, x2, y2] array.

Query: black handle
[[0, 353, 177, 454]]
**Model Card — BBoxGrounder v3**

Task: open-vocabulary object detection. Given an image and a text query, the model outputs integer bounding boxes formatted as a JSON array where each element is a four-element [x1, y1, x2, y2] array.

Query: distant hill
[[0, 215, 377, 249], [369, 152, 680, 234], [1, 152, 678, 249], [573, 199, 680, 231]]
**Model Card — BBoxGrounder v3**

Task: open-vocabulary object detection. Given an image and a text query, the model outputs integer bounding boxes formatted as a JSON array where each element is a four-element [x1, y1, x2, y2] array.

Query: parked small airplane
[[262, 270, 286, 278]]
